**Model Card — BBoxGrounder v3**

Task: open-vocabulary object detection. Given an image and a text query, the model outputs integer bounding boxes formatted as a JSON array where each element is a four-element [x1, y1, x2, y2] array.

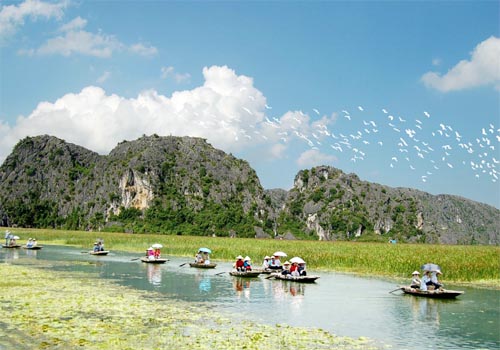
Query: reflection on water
[[1, 245, 498, 350]]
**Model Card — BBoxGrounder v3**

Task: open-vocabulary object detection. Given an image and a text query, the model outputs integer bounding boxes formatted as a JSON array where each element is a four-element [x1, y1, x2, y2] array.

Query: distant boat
[[89, 250, 109, 256], [22, 245, 43, 250], [271, 274, 320, 283], [229, 271, 261, 277], [189, 262, 217, 269], [2, 244, 21, 249], [140, 257, 168, 264], [399, 286, 464, 299]]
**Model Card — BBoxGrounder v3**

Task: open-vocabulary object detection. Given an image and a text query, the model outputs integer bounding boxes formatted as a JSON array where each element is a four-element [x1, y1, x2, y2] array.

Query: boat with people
[[189, 262, 217, 269], [89, 250, 110, 256], [271, 274, 320, 283], [399, 286, 464, 299], [140, 257, 168, 264], [191, 247, 216, 268], [229, 270, 262, 278], [22, 245, 43, 250], [1, 244, 21, 249]]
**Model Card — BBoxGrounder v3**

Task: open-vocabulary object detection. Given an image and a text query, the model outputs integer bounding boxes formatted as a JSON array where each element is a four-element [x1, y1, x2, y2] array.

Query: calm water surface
[[2, 245, 499, 350]]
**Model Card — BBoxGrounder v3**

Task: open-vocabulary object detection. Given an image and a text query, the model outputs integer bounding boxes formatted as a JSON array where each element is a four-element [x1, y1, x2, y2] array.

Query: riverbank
[[0, 263, 378, 350], [4, 228, 500, 287]]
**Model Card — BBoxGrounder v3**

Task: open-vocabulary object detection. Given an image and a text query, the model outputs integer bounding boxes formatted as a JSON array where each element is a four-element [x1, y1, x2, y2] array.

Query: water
[[2, 245, 499, 350]]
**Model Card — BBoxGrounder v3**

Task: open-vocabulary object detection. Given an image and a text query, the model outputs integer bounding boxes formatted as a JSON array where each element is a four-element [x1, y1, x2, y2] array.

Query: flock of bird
[[240, 101, 499, 185]]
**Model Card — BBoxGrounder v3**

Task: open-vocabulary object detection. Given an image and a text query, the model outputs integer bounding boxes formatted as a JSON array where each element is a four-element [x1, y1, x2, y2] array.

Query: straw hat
[[283, 261, 291, 265], [412, 271, 420, 275], [264, 256, 271, 260], [436, 270, 442, 274], [236, 255, 243, 260], [244, 256, 251, 261]]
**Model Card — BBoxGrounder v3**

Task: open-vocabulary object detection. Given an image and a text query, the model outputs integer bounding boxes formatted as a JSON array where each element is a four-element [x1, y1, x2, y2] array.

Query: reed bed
[[6, 227, 500, 285]]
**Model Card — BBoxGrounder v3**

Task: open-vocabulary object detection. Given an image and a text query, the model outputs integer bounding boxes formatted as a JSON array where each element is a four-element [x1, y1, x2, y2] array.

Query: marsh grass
[[7, 227, 500, 284]]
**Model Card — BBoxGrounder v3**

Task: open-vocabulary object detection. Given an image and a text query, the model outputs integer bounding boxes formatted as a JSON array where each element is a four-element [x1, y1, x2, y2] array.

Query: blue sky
[[1, 0, 499, 208]]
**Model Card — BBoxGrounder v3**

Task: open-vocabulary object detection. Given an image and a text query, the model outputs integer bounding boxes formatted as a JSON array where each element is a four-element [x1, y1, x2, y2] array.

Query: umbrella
[[199, 247, 212, 254], [421, 263, 441, 272], [152, 243, 163, 249], [290, 257, 305, 264], [273, 251, 287, 257]]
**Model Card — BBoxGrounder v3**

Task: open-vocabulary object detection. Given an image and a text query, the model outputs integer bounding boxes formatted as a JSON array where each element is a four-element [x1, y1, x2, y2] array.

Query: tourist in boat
[[93, 242, 100, 252], [234, 255, 244, 271], [290, 262, 300, 276], [429, 270, 443, 290], [4, 230, 11, 246], [31, 239, 37, 247], [420, 271, 431, 291], [298, 262, 307, 276], [410, 271, 421, 289], [243, 256, 252, 271], [262, 256, 271, 269], [280, 261, 291, 276], [268, 256, 282, 270], [153, 248, 161, 259], [26, 238, 33, 248], [195, 251, 204, 263], [146, 247, 155, 260]]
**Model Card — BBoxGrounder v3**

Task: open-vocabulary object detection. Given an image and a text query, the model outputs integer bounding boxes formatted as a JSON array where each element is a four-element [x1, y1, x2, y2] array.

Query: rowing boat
[[229, 271, 262, 277], [272, 274, 320, 283], [140, 257, 168, 264], [22, 246, 43, 250], [400, 286, 464, 299], [1, 244, 21, 248], [89, 250, 109, 256], [189, 262, 217, 269]]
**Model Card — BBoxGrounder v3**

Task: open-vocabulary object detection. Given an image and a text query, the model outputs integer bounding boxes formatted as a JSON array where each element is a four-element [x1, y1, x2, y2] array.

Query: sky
[[0, 0, 499, 208]]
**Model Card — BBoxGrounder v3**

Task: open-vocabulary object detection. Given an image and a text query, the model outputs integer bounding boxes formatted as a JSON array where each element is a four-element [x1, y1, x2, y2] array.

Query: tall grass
[[7, 227, 500, 284]]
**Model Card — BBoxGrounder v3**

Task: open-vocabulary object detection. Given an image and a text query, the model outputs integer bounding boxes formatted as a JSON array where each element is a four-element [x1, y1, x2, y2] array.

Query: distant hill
[[0, 135, 498, 245]]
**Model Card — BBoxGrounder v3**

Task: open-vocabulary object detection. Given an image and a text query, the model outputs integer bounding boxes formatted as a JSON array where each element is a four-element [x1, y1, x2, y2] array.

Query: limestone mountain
[[0, 135, 498, 245]]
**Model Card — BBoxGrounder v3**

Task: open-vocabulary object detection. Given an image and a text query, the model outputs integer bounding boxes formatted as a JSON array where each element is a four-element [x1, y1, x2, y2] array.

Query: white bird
[[398, 116, 406, 122], [313, 108, 320, 115], [265, 104, 272, 109], [388, 115, 394, 121], [424, 111, 430, 118], [382, 109, 388, 114], [358, 106, 364, 111], [344, 115, 351, 120], [242, 107, 252, 115]]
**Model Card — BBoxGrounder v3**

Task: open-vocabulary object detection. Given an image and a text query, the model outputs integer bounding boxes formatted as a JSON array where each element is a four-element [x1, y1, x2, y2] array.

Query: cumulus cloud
[[0, 66, 331, 164], [296, 149, 336, 168], [129, 42, 158, 57], [0, 0, 67, 41], [421, 36, 500, 92]]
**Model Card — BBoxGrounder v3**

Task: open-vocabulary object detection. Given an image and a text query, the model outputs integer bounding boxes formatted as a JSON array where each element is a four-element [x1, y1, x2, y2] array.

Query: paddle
[[131, 257, 141, 261], [214, 271, 227, 276], [265, 274, 277, 279], [389, 287, 403, 294], [179, 262, 189, 267]]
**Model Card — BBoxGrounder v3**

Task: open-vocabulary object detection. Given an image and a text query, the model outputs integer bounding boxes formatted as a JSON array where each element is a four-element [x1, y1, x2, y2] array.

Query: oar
[[389, 287, 403, 294], [265, 274, 277, 279], [214, 271, 227, 276], [131, 257, 141, 261], [179, 262, 189, 267]]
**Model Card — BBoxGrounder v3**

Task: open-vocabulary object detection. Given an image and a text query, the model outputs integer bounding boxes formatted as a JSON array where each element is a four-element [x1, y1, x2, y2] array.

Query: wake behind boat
[[399, 286, 464, 299]]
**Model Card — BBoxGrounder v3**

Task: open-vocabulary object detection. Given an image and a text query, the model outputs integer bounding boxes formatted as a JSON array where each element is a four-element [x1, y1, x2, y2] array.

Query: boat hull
[[141, 257, 168, 264], [189, 262, 217, 269], [89, 250, 110, 255], [401, 286, 464, 299], [229, 271, 261, 277], [23, 246, 43, 250], [1, 244, 21, 248], [273, 274, 319, 283]]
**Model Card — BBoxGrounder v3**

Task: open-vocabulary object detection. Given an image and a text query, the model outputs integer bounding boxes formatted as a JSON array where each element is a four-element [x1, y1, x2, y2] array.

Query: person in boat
[[195, 251, 204, 263], [298, 262, 307, 276], [26, 238, 33, 248], [203, 254, 211, 265], [234, 255, 245, 271], [428, 270, 443, 290], [410, 271, 421, 289], [97, 240, 105, 251], [420, 270, 431, 291], [290, 262, 300, 277], [93, 242, 100, 252], [262, 256, 271, 269], [147, 247, 155, 260], [154, 248, 161, 259], [31, 239, 37, 247], [269, 256, 282, 270], [243, 256, 252, 271], [4, 230, 11, 246], [280, 261, 291, 275]]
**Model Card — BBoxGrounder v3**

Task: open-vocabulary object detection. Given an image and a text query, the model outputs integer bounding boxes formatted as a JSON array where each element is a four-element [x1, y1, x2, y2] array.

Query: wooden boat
[[229, 270, 262, 277], [400, 286, 464, 299], [189, 262, 217, 269], [22, 245, 43, 250], [1, 244, 21, 248], [141, 257, 168, 264], [272, 274, 320, 283], [89, 250, 110, 256]]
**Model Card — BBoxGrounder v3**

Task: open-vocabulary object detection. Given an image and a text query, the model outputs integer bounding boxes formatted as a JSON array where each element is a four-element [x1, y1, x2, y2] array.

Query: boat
[[399, 286, 464, 299], [229, 270, 262, 277], [89, 250, 110, 256], [140, 257, 168, 264], [22, 245, 43, 250], [1, 244, 21, 248], [271, 274, 320, 283], [189, 262, 217, 269]]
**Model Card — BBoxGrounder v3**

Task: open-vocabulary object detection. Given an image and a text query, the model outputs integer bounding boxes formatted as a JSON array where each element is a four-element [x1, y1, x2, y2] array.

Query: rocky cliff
[[0, 135, 498, 244]]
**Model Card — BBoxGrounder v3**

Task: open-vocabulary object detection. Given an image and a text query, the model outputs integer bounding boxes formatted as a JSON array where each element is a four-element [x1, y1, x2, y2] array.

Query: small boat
[[89, 250, 110, 256], [22, 245, 43, 250], [140, 257, 168, 264], [229, 270, 262, 277], [189, 262, 217, 269], [1, 244, 21, 249], [272, 274, 320, 283], [400, 286, 464, 299]]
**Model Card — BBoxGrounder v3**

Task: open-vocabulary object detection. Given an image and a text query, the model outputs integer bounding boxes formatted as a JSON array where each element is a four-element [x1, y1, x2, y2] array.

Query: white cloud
[[296, 149, 336, 168], [58, 16, 86, 32], [129, 42, 158, 57], [161, 66, 191, 83], [421, 36, 500, 92], [0, 0, 67, 41]]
